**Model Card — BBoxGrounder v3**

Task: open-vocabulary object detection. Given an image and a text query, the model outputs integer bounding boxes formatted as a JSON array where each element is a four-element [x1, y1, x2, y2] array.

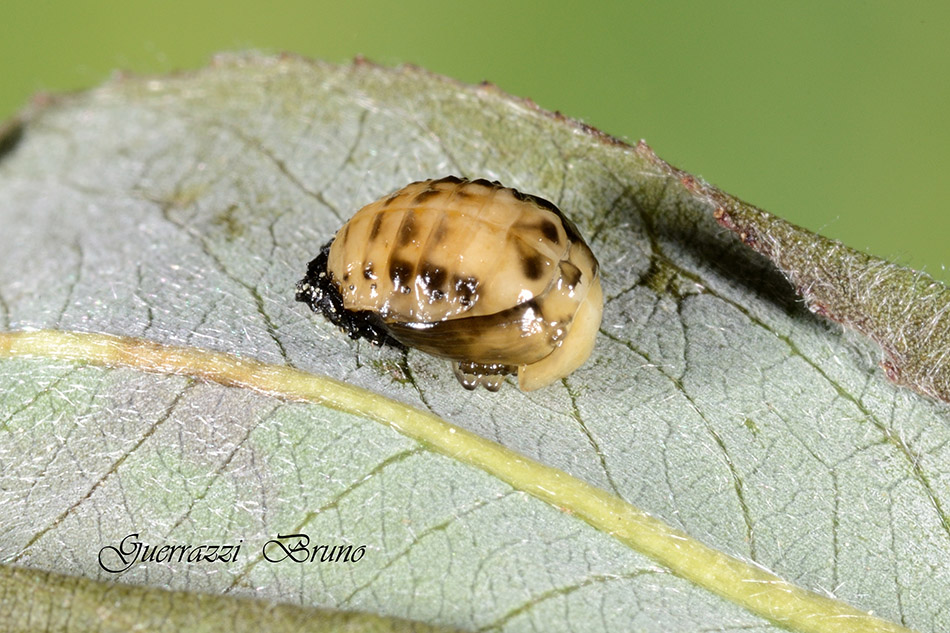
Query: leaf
[[0, 52, 947, 632], [0, 564, 465, 633]]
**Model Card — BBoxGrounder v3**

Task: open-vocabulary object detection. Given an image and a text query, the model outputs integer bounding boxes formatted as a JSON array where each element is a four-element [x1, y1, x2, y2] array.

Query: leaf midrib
[[0, 328, 915, 633]]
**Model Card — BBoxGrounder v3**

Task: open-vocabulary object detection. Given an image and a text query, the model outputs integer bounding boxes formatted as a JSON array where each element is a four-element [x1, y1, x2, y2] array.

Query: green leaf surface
[[0, 564, 463, 633], [0, 53, 948, 633]]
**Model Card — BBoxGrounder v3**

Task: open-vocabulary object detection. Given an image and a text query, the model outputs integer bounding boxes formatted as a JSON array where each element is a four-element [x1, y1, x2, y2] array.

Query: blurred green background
[[3, 2, 947, 282]]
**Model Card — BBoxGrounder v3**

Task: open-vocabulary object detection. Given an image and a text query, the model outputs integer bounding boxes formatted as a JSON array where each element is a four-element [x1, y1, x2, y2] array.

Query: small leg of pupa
[[481, 374, 504, 392], [451, 361, 516, 391]]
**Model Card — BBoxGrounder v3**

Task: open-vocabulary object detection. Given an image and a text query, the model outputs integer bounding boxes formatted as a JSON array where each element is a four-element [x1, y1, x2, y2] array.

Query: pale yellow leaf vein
[[0, 329, 916, 633]]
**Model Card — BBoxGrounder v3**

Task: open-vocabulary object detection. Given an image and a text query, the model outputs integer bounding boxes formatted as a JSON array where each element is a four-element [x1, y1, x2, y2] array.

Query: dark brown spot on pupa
[[514, 239, 547, 281], [397, 211, 416, 246], [513, 218, 561, 245], [454, 276, 479, 307], [538, 219, 560, 243], [430, 215, 448, 243], [420, 263, 447, 288], [559, 261, 583, 289], [390, 258, 414, 290], [522, 255, 545, 280], [419, 263, 448, 301], [369, 213, 384, 240], [363, 264, 376, 280], [412, 188, 441, 205]]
